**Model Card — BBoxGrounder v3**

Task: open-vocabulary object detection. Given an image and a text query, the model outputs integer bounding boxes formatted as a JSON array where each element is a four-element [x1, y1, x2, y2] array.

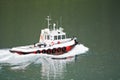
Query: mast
[[60, 16, 62, 27], [46, 16, 51, 29]]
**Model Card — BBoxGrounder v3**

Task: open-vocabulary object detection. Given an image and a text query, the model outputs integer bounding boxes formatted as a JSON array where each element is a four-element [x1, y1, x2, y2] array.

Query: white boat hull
[[10, 39, 78, 55]]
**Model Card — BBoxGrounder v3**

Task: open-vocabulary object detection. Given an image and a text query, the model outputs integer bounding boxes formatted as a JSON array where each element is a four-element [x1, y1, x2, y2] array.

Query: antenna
[[46, 16, 51, 29], [56, 21, 58, 29], [53, 23, 56, 30], [60, 16, 62, 27]]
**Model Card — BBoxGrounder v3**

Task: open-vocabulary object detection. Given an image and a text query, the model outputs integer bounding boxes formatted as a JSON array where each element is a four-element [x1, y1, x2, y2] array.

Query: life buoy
[[42, 50, 46, 53], [52, 48, 56, 53], [62, 47, 66, 52], [36, 50, 41, 53], [47, 49, 51, 54], [56, 47, 61, 52]]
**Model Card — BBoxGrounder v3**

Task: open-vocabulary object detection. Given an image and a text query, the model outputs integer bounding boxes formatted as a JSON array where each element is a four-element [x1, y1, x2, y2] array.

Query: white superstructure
[[39, 16, 71, 46]]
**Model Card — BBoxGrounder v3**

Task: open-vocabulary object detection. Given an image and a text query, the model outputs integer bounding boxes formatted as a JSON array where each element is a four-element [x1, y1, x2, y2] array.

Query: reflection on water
[[40, 57, 75, 80], [0, 48, 85, 80]]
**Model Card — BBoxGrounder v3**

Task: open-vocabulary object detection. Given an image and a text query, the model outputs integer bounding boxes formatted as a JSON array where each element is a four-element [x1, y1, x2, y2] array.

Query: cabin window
[[54, 36, 57, 40], [58, 35, 61, 40], [47, 35, 50, 40], [62, 35, 65, 39], [45, 35, 47, 40]]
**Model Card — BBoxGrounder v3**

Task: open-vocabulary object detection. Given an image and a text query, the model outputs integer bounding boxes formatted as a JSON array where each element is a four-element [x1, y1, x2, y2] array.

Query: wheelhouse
[[39, 27, 66, 41], [39, 16, 71, 46]]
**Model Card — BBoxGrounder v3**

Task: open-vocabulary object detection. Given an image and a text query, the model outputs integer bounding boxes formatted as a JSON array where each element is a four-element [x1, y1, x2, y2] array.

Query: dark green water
[[0, 0, 120, 80]]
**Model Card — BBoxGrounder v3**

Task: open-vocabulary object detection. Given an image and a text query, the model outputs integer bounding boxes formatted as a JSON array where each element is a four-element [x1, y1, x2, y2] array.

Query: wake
[[0, 44, 88, 70]]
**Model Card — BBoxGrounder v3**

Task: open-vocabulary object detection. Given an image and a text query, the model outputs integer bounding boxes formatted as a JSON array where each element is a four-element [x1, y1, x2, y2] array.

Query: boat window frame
[[58, 35, 61, 40], [47, 35, 50, 40], [54, 35, 57, 40], [62, 35, 65, 39]]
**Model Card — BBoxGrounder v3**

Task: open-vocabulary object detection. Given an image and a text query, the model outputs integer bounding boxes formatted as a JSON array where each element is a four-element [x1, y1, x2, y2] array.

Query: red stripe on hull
[[10, 44, 76, 55]]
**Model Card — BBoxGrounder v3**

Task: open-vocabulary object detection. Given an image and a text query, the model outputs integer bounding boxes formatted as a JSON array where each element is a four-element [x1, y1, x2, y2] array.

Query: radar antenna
[[46, 16, 51, 29]]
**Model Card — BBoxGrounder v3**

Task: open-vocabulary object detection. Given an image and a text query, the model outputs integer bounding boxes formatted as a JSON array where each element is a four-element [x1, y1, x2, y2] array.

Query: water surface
[[0, 0, 120, 80]]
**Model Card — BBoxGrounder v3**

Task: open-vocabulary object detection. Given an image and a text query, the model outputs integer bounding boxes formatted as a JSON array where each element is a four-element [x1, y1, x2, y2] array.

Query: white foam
[[0, 44, 89, 70]]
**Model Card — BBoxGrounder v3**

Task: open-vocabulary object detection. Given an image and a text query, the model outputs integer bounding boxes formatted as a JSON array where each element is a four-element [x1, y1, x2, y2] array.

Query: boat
[[10, 16, 87, 58]]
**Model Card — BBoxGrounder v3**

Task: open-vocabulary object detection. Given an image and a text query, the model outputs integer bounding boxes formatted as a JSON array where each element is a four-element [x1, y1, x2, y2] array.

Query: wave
[[0, 44, 89, 70]]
